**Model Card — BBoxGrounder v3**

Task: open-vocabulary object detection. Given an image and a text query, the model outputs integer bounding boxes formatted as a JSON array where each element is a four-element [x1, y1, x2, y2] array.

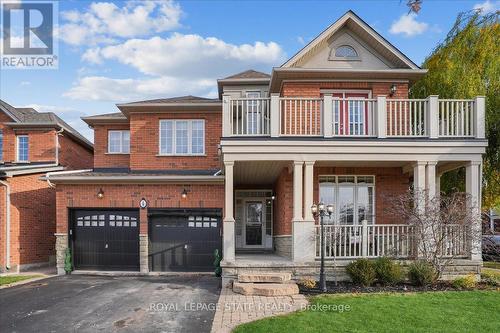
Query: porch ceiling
[[234, 161, 288, 185]]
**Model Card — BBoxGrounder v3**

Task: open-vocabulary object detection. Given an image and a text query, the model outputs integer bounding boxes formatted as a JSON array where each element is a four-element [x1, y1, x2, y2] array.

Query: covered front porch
[[220, 144, 484, 280]]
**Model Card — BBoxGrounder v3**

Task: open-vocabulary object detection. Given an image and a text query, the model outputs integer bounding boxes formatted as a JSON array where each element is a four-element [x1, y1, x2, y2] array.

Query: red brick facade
[[271, 165, 411, 237], [281, 82, 409, 99], [129, 112, 221, 170], [0, 111, 93, 270], [93, 124, 130, 169], [55, 183, 225, 235]]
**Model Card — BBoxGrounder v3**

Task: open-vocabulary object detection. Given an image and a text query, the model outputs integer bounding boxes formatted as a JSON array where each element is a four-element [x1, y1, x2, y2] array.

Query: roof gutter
[[0, 180, 11, 270], [45, 169, 93, 188], [46, 174, 225, 184]]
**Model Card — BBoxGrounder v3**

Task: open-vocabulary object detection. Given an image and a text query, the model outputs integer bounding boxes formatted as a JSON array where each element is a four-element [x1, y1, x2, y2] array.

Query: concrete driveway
[[0, 274, 221, 333]]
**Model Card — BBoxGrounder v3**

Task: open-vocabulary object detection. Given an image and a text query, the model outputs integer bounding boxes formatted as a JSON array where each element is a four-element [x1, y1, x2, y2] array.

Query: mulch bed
[[299, 281, 495, 295]]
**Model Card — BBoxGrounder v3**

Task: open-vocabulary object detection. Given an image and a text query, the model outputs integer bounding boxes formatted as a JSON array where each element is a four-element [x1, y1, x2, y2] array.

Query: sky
[[0, 0, 498, 142]]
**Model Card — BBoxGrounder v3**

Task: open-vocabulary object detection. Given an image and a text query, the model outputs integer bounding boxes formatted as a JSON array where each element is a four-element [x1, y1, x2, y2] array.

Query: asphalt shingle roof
[[121, 95, 221, 105], [223, 70, 271, 80], [0, 99, 92, 148]]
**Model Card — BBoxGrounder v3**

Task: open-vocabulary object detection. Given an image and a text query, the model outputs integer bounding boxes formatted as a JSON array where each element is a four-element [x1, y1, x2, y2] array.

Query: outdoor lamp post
[[311, 202, 334, 292]]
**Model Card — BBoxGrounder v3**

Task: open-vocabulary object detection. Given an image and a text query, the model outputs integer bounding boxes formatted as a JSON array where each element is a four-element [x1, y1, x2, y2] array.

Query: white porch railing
[[332, 98, 377, 136], [315, 222, 468, 259], [228, 98, 270, 136], [438, 100, 475, 137], [386, 99, 427, 137], [222, 94, 485, 139], [279, 97, 322, 136]]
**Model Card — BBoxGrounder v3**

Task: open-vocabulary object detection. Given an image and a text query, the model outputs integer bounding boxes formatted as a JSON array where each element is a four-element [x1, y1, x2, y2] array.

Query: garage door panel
[[149, 209, 222, 272], [71, 209, 139, 271]]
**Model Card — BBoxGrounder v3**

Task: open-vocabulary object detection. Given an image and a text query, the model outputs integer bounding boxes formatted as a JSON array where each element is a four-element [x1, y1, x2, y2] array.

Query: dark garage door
[[149, 209, 222, 272], [71, 209, 140, 271]]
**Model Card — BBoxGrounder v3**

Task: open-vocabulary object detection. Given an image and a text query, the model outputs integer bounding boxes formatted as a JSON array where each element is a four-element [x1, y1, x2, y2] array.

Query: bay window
[[159, 119, 205, 155], [319, 175, 375, 224]]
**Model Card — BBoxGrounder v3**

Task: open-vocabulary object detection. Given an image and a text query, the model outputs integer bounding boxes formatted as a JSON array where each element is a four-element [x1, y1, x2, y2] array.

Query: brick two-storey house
[[48, 11, 486, 280], [0, 100, 93, 272]]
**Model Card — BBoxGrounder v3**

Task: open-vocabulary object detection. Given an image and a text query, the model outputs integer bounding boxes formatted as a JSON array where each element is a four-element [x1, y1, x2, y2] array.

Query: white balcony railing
[[222, 94, 485, 139], [315, 221, 469, 259]]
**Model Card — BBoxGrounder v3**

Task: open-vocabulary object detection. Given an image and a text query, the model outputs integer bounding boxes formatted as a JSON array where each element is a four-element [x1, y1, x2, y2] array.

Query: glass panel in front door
[[246, 201, 263, 245]]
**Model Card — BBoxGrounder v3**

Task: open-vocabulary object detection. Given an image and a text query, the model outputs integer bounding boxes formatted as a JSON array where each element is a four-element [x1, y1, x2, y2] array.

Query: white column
[[303, 161, 315, 222], [292, 161, 303, 222], [223, 161, 235, 262], [293, 161, 315, 262], [435, 173, 441, 197], [474, 96, 485, 139], [413, 162, 426, 193], [222, 94, 231, 137], [427, 95, 439, 138], [270, 93, 280, 137], [376, 95, 387, 138], [466, 161, 482, 261], [425, 162, 437, 199], [323, 94, 333, 138]]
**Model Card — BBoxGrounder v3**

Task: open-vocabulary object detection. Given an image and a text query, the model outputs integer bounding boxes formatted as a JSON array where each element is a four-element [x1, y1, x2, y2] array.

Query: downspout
[[55, 128, 64, 166], [0, 180, 11, 270]]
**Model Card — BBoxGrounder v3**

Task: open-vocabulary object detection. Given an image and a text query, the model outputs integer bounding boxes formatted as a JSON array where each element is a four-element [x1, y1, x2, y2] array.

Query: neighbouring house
[[47, 11, 486, 280], [0, 100, 93, 272]]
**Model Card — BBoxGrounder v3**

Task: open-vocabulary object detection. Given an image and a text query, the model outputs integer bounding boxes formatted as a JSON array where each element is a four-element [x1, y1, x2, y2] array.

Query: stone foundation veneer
[[273, 236, 292, 258], [55, 233, 68, 275], [139, 234, 148, 273]]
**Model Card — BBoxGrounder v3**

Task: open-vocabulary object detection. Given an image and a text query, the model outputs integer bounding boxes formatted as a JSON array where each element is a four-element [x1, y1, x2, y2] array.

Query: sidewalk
[[210, 284, 308, 333]]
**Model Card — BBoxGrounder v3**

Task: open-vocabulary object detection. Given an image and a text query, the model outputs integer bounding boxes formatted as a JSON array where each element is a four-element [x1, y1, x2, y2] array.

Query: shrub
[[346, 259, 376, 286], [452, 274, 477, 289], [408, 261, 438, 286], [374, 257, 405, 285], [298, 278, 317, 289], [481, 270, 500, 287]]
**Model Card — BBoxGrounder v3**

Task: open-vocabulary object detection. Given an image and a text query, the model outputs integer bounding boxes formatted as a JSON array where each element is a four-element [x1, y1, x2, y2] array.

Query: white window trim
[[329, 45, 361, 61], [318, 175, 376, 225], [107, 130, 130, 154], [158, 119, 205, 156], [16, 135, 29, 162]]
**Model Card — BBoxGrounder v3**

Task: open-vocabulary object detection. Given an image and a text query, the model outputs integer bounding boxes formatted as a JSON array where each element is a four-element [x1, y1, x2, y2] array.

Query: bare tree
[[386, 190, 480, 277]]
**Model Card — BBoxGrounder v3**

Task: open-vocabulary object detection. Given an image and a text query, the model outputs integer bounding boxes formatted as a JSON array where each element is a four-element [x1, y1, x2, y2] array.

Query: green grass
[[0, 275, 42, 286], [234, 291, 500, 333], [483, 261, 500, 269]]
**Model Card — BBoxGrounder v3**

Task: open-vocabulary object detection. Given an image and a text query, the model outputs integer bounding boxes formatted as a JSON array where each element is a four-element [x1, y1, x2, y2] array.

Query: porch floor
[[235, 253, 292, 264]]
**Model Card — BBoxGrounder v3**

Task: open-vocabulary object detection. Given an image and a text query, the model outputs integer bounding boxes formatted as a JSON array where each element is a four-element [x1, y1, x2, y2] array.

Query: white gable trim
[[281, 10, 419, 70]]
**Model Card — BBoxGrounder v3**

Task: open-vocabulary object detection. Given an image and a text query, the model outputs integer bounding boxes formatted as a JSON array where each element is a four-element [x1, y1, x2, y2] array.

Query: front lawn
[[234, 291, 500, 333], [0, 275, 43, 286]]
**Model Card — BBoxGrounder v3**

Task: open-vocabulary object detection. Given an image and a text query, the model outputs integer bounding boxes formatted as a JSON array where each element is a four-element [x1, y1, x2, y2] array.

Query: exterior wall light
[[97, 188, 104, 199], [390, 84, 397, 96], [181, 188, 188, 199]]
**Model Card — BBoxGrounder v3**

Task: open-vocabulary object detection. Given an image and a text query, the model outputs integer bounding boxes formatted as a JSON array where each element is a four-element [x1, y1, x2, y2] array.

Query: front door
[[244, 200, 265, 247]]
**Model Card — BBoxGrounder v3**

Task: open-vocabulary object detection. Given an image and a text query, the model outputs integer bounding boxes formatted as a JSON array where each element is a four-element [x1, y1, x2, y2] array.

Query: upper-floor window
[[108, 130, 130, 154], [16, 135, 29, 162], [159, 119, 205, 155], [246, 91, 261, 134], [333, 45, 358, 59], [0, 130, 3, 161]]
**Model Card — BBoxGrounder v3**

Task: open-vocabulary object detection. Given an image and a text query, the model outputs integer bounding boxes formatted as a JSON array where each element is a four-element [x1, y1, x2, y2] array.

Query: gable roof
[[223, 70, 271, 80], [0, 99, 93, 150], [119, 95, 220, 106], [281, 10, 420, 69]]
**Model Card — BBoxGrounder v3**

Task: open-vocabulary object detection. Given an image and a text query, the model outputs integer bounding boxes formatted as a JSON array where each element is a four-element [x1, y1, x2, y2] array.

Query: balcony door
[[331, 91, 370, 136], [246, 91, 261, 134]]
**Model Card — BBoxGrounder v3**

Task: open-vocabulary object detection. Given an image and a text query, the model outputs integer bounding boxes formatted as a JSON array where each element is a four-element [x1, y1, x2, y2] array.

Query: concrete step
[[233, 282, 299, 296], [238, 272, 291, 283]]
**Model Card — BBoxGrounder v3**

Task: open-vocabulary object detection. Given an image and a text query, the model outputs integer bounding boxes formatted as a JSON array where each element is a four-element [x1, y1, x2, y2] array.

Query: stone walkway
[[210, 285, 308, 333]]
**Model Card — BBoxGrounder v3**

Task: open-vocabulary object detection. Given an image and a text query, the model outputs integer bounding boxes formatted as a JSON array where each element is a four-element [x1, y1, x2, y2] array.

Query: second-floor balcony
[[222, 95, 485, 139]]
